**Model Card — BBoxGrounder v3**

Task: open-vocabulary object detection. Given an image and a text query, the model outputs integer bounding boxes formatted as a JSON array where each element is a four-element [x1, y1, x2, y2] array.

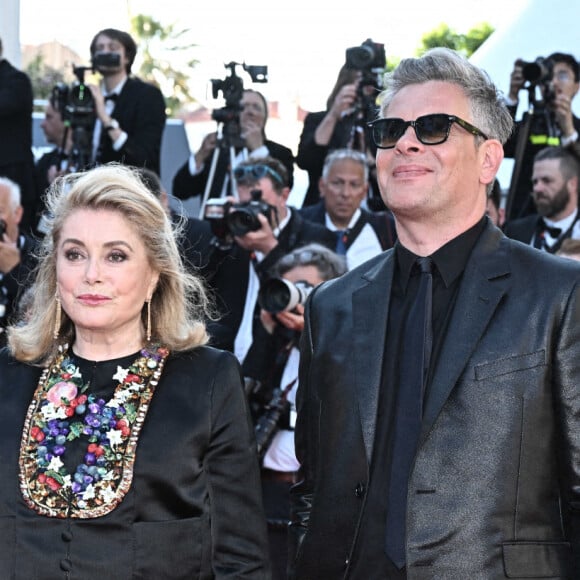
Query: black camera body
[[53, 53, 122, 131], [258, 278, 314, 313], [345, 38, 386, 72], [521, 56, 556, 104], [0, 218, 6, 238], [210, 61, 268, 148], [204, 189, 275, 239]]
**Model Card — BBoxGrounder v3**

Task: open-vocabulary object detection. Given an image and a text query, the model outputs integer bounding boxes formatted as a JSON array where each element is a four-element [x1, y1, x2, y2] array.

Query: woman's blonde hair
[[9, 163, 212, 364]]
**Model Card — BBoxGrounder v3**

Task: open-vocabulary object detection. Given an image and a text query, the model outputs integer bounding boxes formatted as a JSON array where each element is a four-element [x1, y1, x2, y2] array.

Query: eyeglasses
[[233, 164, 284, 185], [368, 113, 489, 149]]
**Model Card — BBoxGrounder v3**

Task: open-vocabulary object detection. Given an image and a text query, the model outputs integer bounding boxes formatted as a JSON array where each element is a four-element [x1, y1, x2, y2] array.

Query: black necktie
[[385, 256, 433, 569], [104, 93, 118, 103]]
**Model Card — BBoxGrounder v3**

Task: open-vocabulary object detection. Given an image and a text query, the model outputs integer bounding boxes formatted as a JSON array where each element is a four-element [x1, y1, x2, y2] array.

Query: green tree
[[25, 52, 67, 106], [130, 14, 199, 117], [418, 22, 494, 57]]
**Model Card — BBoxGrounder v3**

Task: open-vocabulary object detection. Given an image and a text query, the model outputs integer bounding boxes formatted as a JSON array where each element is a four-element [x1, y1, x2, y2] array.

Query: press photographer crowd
[[2, 25, 580, 580]]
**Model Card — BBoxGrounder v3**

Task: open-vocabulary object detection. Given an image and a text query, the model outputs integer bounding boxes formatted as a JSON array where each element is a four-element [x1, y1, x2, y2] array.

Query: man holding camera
[[0, 177, 38, 347], [201, 156, 335, 360], [296, 39, 385, 209], [87, 28, 166, 175], [172, 88, 295, 203], [242, 243, 347, 580], [504, 52, 580, 221]]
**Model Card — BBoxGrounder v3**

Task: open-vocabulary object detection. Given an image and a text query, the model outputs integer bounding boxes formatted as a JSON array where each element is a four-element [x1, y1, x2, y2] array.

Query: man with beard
[[504, 146, 580, 253]]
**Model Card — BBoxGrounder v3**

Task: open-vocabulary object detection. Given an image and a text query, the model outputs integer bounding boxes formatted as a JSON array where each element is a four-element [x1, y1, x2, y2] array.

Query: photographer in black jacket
[[201, 156, 335, 357]]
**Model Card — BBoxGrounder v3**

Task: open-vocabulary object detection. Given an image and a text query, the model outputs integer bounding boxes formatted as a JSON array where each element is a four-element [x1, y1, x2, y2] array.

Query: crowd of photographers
[[3, 27, 580, 577]]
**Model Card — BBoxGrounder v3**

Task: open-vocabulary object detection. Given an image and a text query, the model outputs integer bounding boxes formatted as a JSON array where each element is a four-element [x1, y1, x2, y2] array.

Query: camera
[[203, 189, 275, 239], [0, 219, 6, 238], [521, 57, 554, 85], [258, 277, 314, 313], [520, 56, 556, 105], [227, 189, 274, 237], [346, 38, 386, 72], [210, 61, 268, 144]]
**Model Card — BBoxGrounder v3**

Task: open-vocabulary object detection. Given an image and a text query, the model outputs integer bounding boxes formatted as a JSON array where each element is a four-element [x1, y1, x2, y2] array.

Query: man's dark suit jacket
[[172, 139, 295, 200], [96, 77, 166, 175], [504, 213, 580, 255], [204, 208, 336, 352], [0, 58, 36, 230], [299, 200, 397, 252], [503, 213, 538, 246], [290, 219, 580, 579]]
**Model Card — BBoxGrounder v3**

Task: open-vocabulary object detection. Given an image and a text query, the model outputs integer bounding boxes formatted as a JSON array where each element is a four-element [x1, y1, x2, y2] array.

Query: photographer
[[504, 52, 580, 221], [87, 28, 166, 175], [201, 156, 335, 359], [242, 243, 347, 580], [296, 39, 385, 209], [172, 88, 295, 201], [0, 177, 38, 347]]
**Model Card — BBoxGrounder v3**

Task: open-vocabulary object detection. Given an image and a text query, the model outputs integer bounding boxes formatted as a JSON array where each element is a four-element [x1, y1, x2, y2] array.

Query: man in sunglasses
[[290, 48, 580, 579], [201, 156, 336, 361]]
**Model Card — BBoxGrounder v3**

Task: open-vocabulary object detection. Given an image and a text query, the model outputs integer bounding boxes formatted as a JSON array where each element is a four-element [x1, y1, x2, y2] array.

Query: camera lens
[[226, 208, 262, 237], [258, 278, 313, 313]]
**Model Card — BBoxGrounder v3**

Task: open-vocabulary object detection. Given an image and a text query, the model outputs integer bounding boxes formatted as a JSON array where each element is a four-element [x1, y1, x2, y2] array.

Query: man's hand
[[259, 304, 305, 335], [0, 233, 21, 274], [240, 119, 265, 151], [552, 92, 577, 137], [508, 59, 526, 102], [234, 213, 278, 255], [195, 132, 218, 167], [329, 83, 359, 120]]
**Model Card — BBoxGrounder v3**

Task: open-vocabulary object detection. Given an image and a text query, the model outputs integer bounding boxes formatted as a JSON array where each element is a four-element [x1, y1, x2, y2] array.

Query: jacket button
[[354, 482, 365, 497], [60, 558, 73, 572], [61, 530, 73, 542]]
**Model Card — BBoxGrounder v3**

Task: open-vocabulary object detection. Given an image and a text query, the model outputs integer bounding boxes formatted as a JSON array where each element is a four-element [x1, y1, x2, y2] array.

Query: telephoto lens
[[258, 278, 314, 313]]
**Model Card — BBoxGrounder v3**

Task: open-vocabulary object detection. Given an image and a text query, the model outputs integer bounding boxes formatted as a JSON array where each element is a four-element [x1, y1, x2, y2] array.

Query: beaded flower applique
[[19, 344, 169, 519]]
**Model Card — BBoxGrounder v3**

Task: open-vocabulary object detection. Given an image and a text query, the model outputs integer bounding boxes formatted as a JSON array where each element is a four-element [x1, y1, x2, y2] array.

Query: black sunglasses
[[233, 164, 284, 185], [368, 113, 489, 149]]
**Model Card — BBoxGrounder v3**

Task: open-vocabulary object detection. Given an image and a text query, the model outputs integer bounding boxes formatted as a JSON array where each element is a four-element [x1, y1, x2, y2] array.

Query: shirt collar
[[396, 216, 487, 291], [325, 208, 362, 231]]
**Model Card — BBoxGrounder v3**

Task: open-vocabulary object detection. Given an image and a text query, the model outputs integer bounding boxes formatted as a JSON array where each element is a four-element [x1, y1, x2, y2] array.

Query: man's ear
[[479, 140, 504, 187]]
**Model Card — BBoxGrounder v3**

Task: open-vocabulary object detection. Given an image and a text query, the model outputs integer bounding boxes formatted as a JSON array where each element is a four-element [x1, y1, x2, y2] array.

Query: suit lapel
[[421, 224, 511, 437], [352, 252, 395, 463]]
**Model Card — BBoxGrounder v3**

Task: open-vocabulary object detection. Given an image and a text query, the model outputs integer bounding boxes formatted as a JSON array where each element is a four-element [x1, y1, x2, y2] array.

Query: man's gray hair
[[273, 243, 347, 282], [378, 47, 514, 145], [0, 176, 22, 209], [322, 149, 369, 182]]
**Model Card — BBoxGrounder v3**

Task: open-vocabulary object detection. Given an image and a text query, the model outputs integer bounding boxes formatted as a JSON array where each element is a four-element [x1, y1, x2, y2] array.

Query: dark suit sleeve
[[172, 158, 213, 200], [206, 350, 271, 577], [296, 112, 329, 174], [114, 80, 167, 173]]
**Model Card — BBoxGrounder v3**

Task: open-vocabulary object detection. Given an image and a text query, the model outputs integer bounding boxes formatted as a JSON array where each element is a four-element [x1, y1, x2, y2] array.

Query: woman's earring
[[146, 299, 152, 342], [53, 295, 61, 340]]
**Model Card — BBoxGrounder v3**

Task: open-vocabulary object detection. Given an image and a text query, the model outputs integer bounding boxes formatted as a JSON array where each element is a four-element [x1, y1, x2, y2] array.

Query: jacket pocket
[[475, 350, 546, 381], [502, 541, 570, 578]]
